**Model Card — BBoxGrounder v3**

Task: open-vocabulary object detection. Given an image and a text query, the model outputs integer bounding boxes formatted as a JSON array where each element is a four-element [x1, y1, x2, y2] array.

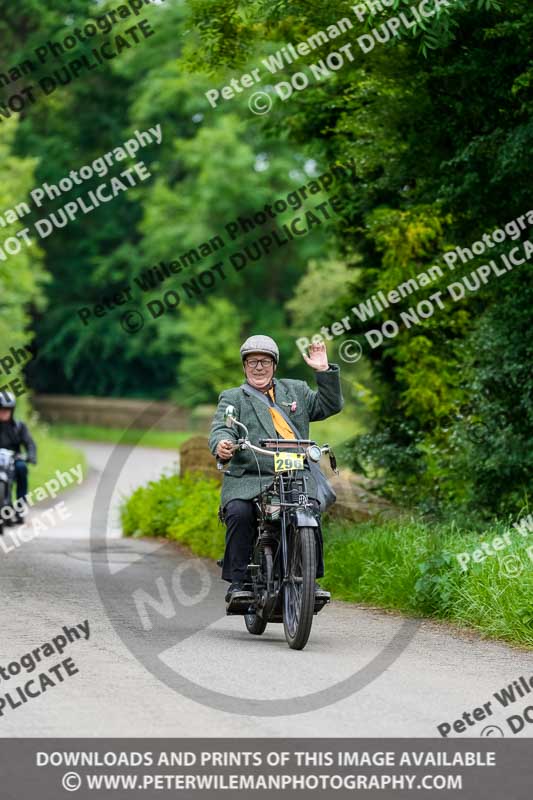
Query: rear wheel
[[244, 612, 268, 635], [283, 526, 316, 650]]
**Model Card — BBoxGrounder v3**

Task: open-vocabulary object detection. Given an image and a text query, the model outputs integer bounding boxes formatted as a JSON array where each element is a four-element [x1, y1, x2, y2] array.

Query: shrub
[[121, 471, 224, 559]]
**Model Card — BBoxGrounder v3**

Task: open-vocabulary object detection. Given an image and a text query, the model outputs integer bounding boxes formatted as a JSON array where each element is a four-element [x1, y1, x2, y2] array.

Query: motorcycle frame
[[220, 410, 327, 619], [252, 466, 320, 617], [0, 448, 17, 511]]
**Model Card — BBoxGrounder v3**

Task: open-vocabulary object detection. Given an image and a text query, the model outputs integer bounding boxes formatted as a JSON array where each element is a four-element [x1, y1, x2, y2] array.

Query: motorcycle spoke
[[285, 532, 305, 636], [283, 526, 317, 650]]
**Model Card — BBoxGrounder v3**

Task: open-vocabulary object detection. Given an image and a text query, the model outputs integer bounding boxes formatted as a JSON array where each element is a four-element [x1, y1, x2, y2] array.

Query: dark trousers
[[222, 498, 325, 583], [14, 459, 28, 501]]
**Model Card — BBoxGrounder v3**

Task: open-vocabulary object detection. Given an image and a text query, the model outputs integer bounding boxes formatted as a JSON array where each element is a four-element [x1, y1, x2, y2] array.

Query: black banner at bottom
[[0, 739, 531, 799]]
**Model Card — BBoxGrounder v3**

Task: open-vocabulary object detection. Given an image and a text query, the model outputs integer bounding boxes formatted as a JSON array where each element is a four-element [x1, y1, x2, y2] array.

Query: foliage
[[238, 0, 533, 517], [323, 516, 533, 646], [173, 298, 247, 404], [2, 0, 531, 519], [285, 258, 358, 331], [0, 119, 46, 360], [121, 471, 224, 559], [14, 1, 328, 399]]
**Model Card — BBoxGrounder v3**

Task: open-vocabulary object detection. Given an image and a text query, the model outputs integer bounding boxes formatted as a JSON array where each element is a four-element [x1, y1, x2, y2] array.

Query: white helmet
[[0, 391, 16, 409], [240, 335, 279, 364]]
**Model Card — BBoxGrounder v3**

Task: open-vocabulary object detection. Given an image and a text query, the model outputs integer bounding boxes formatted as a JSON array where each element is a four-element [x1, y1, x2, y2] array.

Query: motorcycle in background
[[0, 449, 24, 536]]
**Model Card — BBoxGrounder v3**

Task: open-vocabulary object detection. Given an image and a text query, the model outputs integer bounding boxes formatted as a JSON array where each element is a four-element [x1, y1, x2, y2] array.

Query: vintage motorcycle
[[0, 449, 22, 536], [219, 405, 338, 650]]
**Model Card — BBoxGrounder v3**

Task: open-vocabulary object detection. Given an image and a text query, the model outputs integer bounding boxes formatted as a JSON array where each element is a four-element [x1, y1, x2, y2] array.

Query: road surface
[[0, 441, 531, 737]]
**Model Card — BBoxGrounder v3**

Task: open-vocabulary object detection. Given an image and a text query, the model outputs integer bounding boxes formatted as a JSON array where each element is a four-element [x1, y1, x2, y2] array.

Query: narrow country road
[[1, 441, 531, 738]]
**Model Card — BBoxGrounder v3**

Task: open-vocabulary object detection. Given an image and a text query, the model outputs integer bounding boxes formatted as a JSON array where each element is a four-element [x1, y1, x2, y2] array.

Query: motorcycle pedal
[[225, 595, 254, 614], [314, 596, 330, 613]]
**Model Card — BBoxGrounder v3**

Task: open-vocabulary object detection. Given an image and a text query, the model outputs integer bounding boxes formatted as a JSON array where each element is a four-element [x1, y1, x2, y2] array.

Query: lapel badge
[[281, 400, 298, 413]]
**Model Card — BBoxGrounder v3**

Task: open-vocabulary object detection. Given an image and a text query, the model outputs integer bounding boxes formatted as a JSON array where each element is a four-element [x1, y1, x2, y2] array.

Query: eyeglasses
[[245, 358, 273, 369]]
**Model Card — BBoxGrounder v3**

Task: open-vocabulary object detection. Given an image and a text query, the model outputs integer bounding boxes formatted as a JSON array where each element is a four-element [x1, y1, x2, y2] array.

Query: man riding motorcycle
[[0, 392, 37, 518], [209, 335, 343, 605]]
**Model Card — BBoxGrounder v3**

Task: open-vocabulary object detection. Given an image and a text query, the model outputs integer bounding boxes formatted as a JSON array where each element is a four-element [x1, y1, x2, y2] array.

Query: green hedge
[[121, 472, 224, 560], [121, 473, 533, 647]]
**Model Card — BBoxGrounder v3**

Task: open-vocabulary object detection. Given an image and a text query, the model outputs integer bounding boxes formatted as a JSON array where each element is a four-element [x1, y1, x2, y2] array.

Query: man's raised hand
[[302, 341, 329, 371]]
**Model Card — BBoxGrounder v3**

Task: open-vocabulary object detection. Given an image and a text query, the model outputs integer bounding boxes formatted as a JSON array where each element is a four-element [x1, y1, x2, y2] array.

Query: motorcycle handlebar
[[219, 409, 338, 472], [239, 440, 331, 458]]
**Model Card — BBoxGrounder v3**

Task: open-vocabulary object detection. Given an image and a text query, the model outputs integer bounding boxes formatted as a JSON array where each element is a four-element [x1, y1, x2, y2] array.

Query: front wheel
[[283, 526, 316, 650], [0, 480, 9, 535]]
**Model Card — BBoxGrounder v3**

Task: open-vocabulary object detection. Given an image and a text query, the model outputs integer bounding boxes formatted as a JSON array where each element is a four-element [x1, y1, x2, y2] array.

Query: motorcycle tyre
[[283, 526, 316, 651]]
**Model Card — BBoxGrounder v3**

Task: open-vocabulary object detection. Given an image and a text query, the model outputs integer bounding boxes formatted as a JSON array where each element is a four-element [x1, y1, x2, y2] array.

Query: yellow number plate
[[274, 452, 304, 472]]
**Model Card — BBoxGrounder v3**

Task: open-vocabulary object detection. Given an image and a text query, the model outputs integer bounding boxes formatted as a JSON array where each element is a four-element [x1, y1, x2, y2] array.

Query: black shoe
[[314, 582, 331, 601], [3, 512, 16, 526], [225, 582, 254, 604]]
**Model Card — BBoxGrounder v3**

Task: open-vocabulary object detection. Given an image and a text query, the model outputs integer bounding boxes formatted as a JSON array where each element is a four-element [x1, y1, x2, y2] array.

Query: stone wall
[[33, 394, 215, 433], [179, 436, 222, 481]]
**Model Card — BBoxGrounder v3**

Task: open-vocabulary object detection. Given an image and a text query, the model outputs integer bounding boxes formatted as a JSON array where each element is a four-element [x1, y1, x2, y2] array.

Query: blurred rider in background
[[0, 392, 37, 517]]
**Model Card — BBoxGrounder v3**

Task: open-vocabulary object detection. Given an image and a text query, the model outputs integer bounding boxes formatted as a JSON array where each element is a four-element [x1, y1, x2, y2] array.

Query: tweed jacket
[[208, 364, 343, 507]]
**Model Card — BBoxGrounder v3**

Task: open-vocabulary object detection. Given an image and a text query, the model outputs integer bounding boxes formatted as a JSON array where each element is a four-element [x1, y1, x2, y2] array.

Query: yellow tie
[[266, 388, 296, 439]]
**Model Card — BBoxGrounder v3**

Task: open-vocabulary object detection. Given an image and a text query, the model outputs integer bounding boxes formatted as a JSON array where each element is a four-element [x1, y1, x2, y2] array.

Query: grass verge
[[49, 423, 193, 450], [121, 471, 533, 648], [28, 423, 87, 494], [322, 516, 533, 647]]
